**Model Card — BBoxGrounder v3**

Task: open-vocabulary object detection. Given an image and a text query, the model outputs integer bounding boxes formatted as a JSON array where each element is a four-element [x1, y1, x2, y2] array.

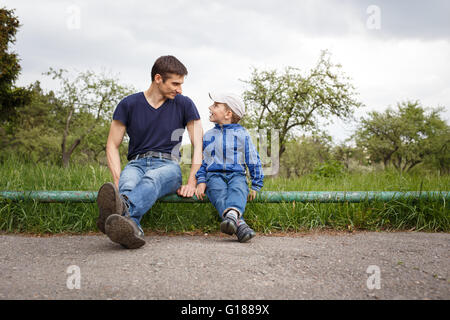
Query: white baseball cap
[[209, 92, 245, 118]]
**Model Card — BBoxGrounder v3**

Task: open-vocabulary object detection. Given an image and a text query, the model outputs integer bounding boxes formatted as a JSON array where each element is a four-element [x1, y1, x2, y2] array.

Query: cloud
[[345, 0, 450, 40], [4, 0, 449, 144]]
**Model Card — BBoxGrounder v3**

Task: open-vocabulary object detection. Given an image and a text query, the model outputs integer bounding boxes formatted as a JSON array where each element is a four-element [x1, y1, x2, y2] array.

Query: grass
[[0, 155, 449, 234]]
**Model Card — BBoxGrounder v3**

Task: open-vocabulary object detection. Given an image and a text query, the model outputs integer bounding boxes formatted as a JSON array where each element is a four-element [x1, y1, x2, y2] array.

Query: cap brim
[[208, 92, 224, 103]]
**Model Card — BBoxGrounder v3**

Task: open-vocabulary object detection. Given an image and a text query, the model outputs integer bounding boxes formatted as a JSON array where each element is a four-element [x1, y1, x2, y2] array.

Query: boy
[[195, 93, 264, 242]]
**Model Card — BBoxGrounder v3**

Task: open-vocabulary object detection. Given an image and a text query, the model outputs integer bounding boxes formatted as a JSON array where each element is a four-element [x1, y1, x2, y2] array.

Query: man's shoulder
[[118, 92, 143, 106], [173, 94, 195, 106], [123, 92, 143, 102]]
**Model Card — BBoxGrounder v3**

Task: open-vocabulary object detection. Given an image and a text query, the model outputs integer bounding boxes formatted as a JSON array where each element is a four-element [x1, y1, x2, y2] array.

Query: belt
[[134, 151, 176, 161]]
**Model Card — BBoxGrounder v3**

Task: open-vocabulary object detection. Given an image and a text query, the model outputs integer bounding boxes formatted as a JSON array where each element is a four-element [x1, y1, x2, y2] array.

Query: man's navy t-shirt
[[113, 92, 200, 160]]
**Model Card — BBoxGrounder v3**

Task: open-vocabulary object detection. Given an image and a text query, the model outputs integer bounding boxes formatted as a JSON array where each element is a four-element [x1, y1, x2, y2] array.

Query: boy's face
[[209, 102, 232, 124]]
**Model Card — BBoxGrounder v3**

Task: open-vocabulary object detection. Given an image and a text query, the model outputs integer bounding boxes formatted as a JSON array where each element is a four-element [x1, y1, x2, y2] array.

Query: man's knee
[[143, 164, 182, 193]]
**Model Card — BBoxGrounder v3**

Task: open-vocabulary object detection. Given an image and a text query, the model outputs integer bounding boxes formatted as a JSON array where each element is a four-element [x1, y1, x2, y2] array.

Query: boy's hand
[[248, 189, 257, 201], [195, 183, 206, 200]]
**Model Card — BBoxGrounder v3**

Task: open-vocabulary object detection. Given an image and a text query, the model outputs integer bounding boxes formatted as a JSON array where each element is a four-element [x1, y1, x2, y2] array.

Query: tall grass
[[1, 155, 449, 234]]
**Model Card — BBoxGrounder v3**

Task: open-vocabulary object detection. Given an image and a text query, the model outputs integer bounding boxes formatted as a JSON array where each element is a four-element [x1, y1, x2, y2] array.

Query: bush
[[312, 160, 345, 178]]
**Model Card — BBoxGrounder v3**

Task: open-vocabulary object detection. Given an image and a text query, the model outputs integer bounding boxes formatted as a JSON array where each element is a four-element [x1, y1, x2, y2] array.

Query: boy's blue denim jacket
[[195, 123, 264, 191]]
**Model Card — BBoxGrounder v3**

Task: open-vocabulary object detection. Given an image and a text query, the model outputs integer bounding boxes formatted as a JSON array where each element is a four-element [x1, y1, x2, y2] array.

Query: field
[[0, 157, 449, 234]]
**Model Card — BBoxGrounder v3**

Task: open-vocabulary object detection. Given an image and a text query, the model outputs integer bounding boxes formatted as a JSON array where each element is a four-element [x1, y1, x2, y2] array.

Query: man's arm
[[106, 120, 126, 188], [177, 119, 203, 197]]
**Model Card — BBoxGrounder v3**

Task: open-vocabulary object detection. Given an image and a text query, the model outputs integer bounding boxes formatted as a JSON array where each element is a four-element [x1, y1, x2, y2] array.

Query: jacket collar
[[214, 123, 241, 129]]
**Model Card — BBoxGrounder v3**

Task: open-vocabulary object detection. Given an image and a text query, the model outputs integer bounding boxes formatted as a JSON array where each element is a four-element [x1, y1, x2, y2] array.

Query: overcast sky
[[4, 0, 450, 144]]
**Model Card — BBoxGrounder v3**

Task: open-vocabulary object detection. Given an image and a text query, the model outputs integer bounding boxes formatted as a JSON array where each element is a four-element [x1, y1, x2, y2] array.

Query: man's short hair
[[151, 55, 188, 82]]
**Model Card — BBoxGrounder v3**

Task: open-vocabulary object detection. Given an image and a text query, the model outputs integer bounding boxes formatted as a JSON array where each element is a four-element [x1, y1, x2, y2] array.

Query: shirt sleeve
[[245, 132, 264, 191], [112, 97, 129, 127], [182, 96, 201, 127]]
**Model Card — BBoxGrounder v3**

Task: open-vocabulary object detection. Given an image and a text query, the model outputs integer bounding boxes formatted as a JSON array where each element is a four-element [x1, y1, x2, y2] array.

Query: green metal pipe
[[0, 191, 448, 203]]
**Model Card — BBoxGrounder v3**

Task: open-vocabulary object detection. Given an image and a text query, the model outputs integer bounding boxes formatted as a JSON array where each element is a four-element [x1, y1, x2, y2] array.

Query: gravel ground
[[0, 231, 448, 300]]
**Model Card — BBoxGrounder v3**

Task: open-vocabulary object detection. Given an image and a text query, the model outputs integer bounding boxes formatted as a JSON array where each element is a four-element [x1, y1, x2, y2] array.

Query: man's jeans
[[205, 172, 249, 222], [118, 157, 182, 228]]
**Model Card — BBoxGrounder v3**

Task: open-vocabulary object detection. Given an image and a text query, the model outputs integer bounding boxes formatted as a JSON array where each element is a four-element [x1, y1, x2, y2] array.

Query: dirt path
[[0, 231, 448, 300]]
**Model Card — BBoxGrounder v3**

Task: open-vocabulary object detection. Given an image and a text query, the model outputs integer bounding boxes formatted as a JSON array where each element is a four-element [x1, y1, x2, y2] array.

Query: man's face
[[156, 73, 184, 99]]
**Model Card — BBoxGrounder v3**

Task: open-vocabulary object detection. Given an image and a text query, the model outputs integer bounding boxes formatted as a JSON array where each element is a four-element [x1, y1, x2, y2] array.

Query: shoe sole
[[96, 182, 122, 234], [105, 215, 146, 249], [220, 220, 237, 235]]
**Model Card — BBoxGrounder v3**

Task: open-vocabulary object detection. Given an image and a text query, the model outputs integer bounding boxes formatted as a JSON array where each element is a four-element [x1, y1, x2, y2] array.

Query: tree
[[332, 141, 368, 171], [45, 68, 134, 167], [280, 134, 332, 177], [0, 7, 32, 128], [1, 81, 63, 163], [354, 108, 401, 168], [354, 101, 449, 172], [241, 50, 362, 160]]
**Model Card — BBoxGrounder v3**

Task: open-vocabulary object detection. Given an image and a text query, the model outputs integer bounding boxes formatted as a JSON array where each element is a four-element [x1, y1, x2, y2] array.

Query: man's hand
[[195, 183, 206, 200], [177, 183, 197, 198], [248, 189, 257, 201], [178, 120, 203, 198]]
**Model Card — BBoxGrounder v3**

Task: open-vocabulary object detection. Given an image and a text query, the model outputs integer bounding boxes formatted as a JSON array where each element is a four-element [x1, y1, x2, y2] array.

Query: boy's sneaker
[[96, 182, 126, 234], [105, 214, 145, 249], [220, 211, 239, 235], [236, 223, 256, 243]]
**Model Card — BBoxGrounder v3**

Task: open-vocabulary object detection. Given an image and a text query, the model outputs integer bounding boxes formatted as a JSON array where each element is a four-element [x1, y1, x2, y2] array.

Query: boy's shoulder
[[204, 124, 248, 135], [232, 124, 251, 137]]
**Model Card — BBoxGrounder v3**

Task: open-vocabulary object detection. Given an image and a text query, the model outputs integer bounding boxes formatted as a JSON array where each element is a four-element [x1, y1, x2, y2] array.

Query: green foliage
[[332, 142, 366, 170], [354, 100, 449, 172], [1, 72, 132, 166], [241, 50, 362, 158], [44, 68, 135, 166], [312, 160, 344, 178], [0, 7, 32, 126], [1, 82, 62, 163], [279, 134, 332, 177]]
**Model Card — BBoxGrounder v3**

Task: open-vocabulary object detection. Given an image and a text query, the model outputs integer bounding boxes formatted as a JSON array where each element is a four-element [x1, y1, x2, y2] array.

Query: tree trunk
[[61, 138, 81, 167]]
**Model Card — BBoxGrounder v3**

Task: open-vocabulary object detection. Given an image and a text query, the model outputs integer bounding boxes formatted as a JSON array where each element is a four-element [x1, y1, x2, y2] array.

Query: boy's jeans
[[118, 157, 182, 228], [205, 172, 249, 222]]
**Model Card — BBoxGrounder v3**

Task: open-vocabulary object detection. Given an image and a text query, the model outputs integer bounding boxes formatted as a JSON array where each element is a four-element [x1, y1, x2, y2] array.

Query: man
[[97, 55, 203, 249]]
